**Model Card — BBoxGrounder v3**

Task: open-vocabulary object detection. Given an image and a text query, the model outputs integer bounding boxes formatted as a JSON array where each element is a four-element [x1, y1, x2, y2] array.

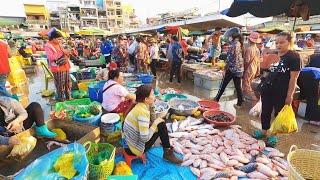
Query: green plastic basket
[[84, 142, 116, 180], [55, 98, 91, 111]]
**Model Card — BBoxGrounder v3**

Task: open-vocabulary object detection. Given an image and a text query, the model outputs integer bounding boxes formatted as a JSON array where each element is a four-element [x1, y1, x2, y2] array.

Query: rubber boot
[[35, 124, 57, 138], [163, 147, 183, 164]]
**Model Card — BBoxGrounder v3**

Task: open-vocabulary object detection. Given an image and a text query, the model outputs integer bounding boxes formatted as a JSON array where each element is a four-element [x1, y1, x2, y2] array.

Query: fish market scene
[[1, 0, 320, 179]]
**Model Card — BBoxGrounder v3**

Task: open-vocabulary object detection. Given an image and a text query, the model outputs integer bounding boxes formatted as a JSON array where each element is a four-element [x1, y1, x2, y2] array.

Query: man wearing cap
[[243, 32, 261, 101]]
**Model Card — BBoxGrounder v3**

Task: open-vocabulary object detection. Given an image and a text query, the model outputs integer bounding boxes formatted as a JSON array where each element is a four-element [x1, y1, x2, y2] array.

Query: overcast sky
[[122, 0, 233, 21]]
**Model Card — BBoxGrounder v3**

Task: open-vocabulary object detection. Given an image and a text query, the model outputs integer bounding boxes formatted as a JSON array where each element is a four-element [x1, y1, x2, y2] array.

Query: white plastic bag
[[249, 99, 262, 117]]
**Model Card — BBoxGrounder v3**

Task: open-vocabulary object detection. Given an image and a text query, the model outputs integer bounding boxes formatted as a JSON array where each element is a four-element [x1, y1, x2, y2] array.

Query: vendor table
[[0, 120, 100, 178], [182, 63, 213, 80], [79, 59, 105, 68]]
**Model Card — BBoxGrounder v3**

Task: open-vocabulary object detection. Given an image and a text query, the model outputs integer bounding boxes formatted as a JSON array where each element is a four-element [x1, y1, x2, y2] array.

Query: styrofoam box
[[194, 72, 234, 90]]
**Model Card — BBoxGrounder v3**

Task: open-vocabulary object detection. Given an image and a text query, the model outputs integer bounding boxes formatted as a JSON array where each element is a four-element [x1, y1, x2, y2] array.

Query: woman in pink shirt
[[44, 28, 71, 101], [102, 69, 136, 114]]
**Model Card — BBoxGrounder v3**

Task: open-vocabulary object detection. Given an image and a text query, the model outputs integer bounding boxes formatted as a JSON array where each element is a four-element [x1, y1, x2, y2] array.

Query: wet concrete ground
[[27, 66, 320, 155]]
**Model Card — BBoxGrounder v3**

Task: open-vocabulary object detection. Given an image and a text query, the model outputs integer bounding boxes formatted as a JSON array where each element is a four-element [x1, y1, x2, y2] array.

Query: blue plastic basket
[[73, 111, 102, 126], [137, 74, 153, 84]]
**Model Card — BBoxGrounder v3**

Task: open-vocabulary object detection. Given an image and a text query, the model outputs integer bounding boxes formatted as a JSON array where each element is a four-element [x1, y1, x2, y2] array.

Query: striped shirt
[[123, 103, 163, 156]]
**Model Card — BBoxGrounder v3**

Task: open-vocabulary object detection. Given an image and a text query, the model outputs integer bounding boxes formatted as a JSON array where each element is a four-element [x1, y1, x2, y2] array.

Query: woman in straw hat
[[243, 32, 261, 102]]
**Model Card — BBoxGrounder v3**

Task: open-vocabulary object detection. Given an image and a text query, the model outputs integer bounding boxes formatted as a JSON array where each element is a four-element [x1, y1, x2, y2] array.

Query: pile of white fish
[[167, 117, 289, 179]]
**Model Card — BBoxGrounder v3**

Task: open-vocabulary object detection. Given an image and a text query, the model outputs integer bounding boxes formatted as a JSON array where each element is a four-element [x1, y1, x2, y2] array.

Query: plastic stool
[[122, 149, 146, 167]]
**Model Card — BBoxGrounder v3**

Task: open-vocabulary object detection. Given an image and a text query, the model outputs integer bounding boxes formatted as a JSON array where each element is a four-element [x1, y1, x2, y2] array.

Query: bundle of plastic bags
[[249, 99, 262, 117], [15, 143, 88, 180]]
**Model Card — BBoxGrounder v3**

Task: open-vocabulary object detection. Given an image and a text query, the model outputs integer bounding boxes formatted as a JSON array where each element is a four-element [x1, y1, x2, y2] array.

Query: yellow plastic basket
[[287, 145, 320, 180], [84, 141, 116, 180]]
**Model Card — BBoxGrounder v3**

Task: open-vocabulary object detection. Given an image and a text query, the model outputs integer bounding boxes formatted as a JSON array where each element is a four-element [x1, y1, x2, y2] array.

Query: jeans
[[150, 59, 158, 77], [215, 69, 243, 105], [169, 61, 182, 83]]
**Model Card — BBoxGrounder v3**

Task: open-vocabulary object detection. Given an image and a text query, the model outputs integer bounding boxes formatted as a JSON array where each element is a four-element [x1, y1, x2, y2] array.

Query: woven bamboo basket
[[287, 145, 320, 180]]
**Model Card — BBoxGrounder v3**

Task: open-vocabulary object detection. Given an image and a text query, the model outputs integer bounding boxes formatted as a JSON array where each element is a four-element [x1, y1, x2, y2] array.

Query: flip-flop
[[266, 136, 279, 148], [252, 130, 266, 140]]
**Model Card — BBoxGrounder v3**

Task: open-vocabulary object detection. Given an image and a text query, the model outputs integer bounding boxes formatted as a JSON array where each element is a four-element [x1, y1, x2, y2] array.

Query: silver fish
[[182, 159, 194, 166], [257, 163, 278, 178], [172, 120, 179, 132], [169, 132, 189, 138], [193, 159, 202, 168], [200, 160, 208, 169], [190, 167, 201, 177]]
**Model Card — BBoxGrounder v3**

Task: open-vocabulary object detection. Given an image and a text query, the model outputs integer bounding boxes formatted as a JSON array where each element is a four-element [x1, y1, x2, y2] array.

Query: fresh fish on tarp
[[247, 171, 269, 179], [237, 163, 257, 173], [164, 119, 289, 178], [257, 163, 278, 178], [190, 167, 201, 177], [166, 123, 173, 133], [172, 120, 179, 132], [213, 172, 230, 179], [200, 170, 217, 180], [169, 132, 189, 138]]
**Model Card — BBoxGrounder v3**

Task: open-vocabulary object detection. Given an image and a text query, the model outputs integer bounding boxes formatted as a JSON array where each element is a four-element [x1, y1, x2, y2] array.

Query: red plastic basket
[[198, 100, 220, 112], [203, 110, 236, 127]]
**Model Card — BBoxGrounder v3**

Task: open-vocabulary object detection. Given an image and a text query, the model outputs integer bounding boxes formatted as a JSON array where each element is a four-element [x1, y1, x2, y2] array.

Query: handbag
[[257, 63, 282, 94], [55, 55, 67, 66]]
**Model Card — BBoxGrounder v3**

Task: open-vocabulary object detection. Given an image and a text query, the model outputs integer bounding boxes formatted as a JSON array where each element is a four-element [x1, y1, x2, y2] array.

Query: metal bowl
[[169, 99, 200, 116], [153, 101, 170, 119]]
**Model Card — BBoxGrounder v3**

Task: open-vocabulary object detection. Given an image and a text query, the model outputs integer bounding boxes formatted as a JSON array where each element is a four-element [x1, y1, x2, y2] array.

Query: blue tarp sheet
[[115, 147, 196, 180]]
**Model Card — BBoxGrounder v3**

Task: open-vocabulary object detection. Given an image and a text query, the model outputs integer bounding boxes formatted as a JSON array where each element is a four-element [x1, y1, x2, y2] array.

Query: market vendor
[[102, 69, 135, 114], [122, 85, 183, 164], [297, 48, 320, 124], [0, 135, 19, 146], [0, 95, 57, 138], [44, 28, 71, 102]]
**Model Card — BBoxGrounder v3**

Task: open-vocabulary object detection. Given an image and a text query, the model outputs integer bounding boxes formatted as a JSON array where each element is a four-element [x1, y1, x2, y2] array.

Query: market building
[[23, 2, 50, 31], [0, 0, 26, 27]]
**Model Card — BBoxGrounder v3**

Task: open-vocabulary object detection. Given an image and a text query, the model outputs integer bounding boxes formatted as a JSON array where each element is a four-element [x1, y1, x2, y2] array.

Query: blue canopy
[[222, 0, 320, 18]]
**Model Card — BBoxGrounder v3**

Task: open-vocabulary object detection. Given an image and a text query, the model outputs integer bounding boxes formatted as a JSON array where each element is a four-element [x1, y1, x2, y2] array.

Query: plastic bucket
[[100, 113, 121, 135], [88, 81, 105, 103]]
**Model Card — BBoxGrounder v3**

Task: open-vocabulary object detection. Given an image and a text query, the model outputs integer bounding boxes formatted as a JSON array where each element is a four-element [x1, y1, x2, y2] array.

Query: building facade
[[24, 3, 50, 31]]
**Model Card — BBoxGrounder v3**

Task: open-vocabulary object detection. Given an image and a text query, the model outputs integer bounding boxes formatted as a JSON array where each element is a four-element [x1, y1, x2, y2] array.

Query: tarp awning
[[156, 26, 189, 36], [24, 4, 49, 19], [76, 28, 110, 36], [222, 0, 320, 18], [0, 17, 25, 26]]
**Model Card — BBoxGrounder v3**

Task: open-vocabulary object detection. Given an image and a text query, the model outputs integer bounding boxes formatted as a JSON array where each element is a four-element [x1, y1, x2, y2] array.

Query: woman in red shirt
[[0, 40, 11, 97], [44, 28, 71, 101]]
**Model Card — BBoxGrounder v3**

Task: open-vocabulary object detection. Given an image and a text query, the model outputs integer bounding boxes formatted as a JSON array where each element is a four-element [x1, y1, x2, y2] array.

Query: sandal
[[252, 130, 266, 140], [266, 136, 279, 148]]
